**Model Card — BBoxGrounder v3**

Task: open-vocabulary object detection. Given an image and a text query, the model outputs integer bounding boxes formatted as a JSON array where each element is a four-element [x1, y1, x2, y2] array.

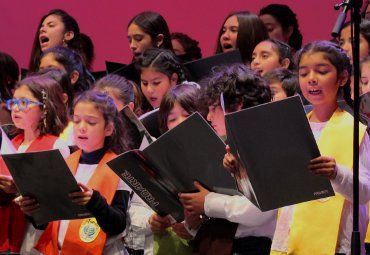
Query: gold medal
[[79, 218, 101, 243]]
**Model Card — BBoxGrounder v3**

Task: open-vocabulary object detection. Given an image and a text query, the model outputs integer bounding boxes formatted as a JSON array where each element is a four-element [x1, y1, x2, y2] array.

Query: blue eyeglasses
[[6, 98, 44, 111]]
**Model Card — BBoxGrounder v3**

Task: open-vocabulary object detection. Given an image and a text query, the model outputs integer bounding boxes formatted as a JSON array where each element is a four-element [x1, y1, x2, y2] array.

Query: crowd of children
[[0, 3, 370, 255]]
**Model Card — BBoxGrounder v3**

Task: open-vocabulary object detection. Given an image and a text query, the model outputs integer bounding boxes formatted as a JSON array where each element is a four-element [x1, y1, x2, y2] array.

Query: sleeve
[[86, 189, 131, 235], [127, 194, 154, 236], [53, 138, 70, 158], [204, 192, 277, 227], [331, 133, 370, 204]]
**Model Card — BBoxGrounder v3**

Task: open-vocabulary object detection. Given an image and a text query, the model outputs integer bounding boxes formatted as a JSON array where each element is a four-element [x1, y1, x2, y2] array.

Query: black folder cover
[[105, 61, 139, 84], [107, 112, 237, 222], [225, 96, 334, 211], [2, 150, 91, 225], [184, 50, 243, 82], [138, 108, 161, 138]]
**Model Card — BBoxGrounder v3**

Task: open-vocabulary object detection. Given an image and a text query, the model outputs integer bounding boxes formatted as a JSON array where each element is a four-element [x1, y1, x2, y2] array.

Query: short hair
[[263, 68, 299, 97], [200, 64, 271, 113], [159, 83, 200, 133]]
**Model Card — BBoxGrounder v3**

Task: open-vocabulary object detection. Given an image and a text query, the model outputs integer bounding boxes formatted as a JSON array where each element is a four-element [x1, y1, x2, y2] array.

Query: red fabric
[[0, 134, 58, 252]]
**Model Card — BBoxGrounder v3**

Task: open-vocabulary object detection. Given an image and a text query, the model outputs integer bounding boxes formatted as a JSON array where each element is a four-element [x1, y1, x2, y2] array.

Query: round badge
[[79, 218, 101, 243]]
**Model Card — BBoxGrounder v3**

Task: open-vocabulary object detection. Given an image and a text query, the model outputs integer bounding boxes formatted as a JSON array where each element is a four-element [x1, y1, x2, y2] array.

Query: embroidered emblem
[[79, 218, 100, 243]]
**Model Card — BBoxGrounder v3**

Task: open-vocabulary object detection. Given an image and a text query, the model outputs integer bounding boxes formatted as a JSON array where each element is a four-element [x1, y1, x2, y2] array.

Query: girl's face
[[251, 41, 287, 76], [128, 23, 154, 59], [361, 61, 370, 94], [11, 85, 43, 132], [219, 15, 239, 52], [298, 52, 346, 108], [167, 102, 190, 130], [269, 82, 288, 101], [39, 15, 69, 52], [339, 26, 369, 63], [39, 53, 65, 70], [73, 102, 113, 153], [260, 14, 289, 43], [141, 68, 176, 108], [207, 103, 226, 137]]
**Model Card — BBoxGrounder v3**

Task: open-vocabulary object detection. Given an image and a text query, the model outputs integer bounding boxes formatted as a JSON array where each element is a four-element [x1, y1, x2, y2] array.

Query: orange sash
[[35, 150, 120, 255]]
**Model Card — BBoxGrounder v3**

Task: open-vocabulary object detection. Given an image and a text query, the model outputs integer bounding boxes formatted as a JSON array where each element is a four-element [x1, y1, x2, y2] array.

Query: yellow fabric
[[59, 121, 74, 145], [365, 204, 370, 242], [270, 251, 286, 255], [287, 109, 366, 255]]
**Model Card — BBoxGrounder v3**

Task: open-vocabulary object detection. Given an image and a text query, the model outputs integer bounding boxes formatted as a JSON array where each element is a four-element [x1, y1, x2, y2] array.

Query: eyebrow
[[299, 63, 330, 69]]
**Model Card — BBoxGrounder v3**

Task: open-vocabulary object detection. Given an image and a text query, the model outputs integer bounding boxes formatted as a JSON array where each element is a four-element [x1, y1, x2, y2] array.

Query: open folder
[[107, 112, 238, 222], [2, 150, 91, 225], [225, 96, 335, 211]]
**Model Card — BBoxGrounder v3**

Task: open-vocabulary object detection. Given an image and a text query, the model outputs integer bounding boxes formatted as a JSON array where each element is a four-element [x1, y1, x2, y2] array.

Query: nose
[[77, 121, 87, 133], [130, 40, 137, 51], [221, 30, 230, 41], [341, 41, 351, 54], [251, 57, 260, 68], [207, 111, 213, 122], [39, 26, 46, 34], [308, 72, 318, 85]]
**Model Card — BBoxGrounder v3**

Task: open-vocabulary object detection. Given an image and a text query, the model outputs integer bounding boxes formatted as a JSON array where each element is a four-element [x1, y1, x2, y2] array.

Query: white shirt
[[204, 193, 277, 239], [271, 121, 370, 255]]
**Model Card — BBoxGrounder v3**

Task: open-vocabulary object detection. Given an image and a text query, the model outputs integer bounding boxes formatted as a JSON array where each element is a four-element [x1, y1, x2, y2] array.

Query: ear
[[104, 122, 114, 137], [284, 26, 294, 40], [128, 102, 135, 111], [62, 93, 68, 104], [339, 70, 350, 87], [170, 73, 178, 86], [70, 70, 80, 85], [63, 31, 75, 43], [281, 58, 291, 69], [155, 33, 164, 48]]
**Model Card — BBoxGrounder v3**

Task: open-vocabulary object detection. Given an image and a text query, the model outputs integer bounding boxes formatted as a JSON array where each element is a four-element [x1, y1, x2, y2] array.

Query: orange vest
[[35, 150, 120, 255], [0, 134, 58, 253]]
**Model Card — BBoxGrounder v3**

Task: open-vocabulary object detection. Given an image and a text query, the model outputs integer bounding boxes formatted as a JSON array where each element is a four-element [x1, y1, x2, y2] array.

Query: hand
[[69, 183, 93, 205], [223, 145, 239, 174], [179, 181, 209, 215], [15, 195, 40, 216], [0, 175, 18, 194], [184, 209, 203, 229], [172, 222, 193, 240], [148, 213, 172, 234], [309, 156, 337, 180]]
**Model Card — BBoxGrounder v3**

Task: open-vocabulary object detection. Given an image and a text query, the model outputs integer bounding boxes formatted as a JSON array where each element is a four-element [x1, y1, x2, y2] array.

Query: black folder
[[225, 96, 334, 211], [107, 112, 238, 222], [2, 150, 91, 225], [120, 105, 154, 149], [138, 108, 161, 138], [105, 61, 139, 84], [184, 50, 243, 82]]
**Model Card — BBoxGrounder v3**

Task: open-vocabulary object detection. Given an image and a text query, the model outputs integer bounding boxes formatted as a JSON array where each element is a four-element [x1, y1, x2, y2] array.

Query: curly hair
[[200, 64, 271, 113], [171, 32, 202, 60]]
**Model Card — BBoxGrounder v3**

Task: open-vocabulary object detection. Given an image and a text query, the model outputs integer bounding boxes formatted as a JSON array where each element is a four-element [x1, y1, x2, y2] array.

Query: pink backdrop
[[0, 0, 340, 71]]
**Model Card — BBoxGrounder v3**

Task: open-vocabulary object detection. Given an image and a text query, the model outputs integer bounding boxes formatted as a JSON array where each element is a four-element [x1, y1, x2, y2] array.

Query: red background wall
[[0, 0, 340, 71]]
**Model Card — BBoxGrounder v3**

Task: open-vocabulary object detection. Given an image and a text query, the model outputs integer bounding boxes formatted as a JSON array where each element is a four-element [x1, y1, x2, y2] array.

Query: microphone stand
[[332, 0, 362, 254]]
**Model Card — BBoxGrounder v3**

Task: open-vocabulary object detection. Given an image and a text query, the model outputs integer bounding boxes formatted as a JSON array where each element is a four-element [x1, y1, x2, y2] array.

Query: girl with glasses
[[0, 75, 69, 254]]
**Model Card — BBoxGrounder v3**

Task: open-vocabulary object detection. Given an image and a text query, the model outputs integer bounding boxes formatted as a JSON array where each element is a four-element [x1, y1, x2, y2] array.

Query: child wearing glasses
[[0, 75, 69, 254]]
